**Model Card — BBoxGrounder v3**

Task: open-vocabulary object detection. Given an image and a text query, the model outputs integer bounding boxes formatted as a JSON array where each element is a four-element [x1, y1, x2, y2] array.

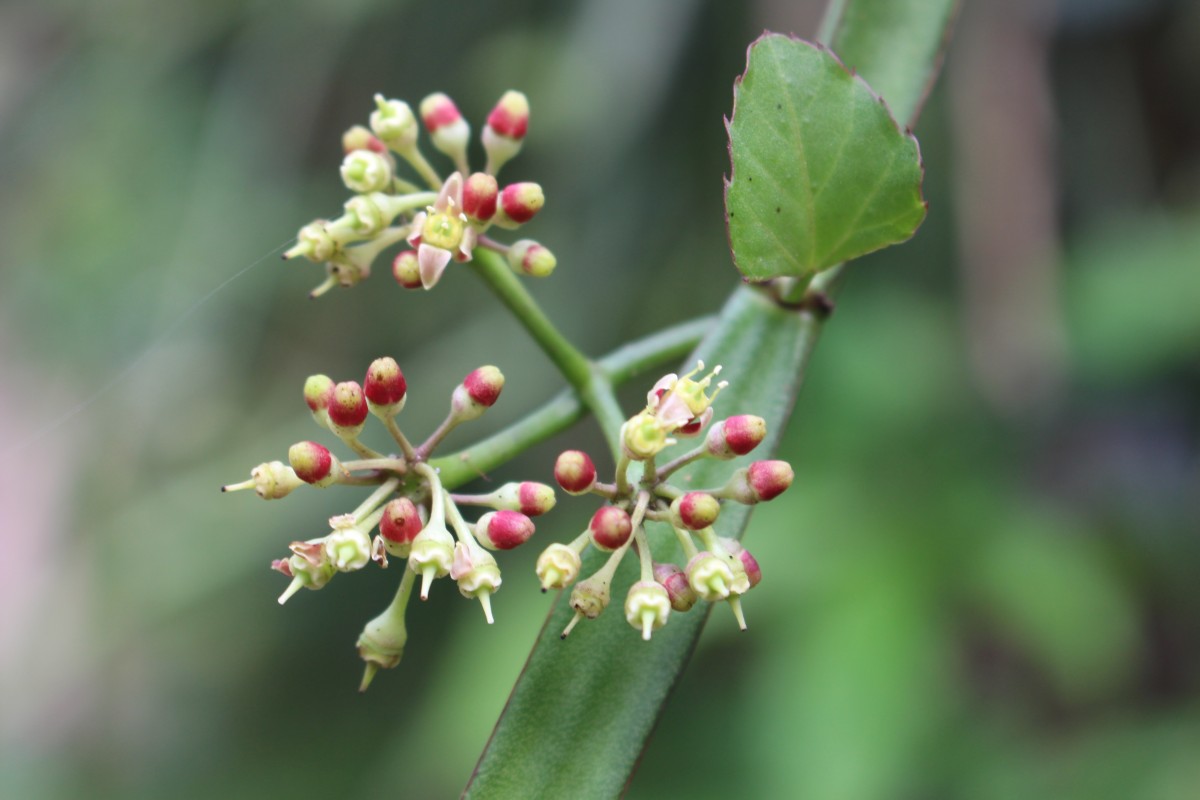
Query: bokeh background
[[2, 0, 1198, 797]]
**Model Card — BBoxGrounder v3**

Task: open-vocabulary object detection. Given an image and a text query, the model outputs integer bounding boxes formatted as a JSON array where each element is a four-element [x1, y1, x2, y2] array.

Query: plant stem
[[429, 315, 712, 489], [469, 249, 625, 445]]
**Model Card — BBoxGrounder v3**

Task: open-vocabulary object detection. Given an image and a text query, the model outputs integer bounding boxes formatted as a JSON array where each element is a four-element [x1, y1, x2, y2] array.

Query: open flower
[[406, 172, 477, 289]]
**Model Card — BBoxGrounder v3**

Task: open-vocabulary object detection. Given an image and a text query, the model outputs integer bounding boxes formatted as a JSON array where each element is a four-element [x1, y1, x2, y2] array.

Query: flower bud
[[380, 497, 423, 556], [356, 594, 408, 691], [450, 542, 502, 623], [392, 250, 423, 289], [506, 239, 556, 278], [303, 374, 335, 421], [340, 148, 393, 194], [283, 219, 337, 262], [564, 574, 612, 636], [706, 415, 767, 459], [482, 90, 529, 174], [462, 172, 498, 224], [222, 460, 304, 499], [475, 510, 536, 550], [488, 481, 556, 517], [419, 92, 470, 166], [654, 562, 699, 612], [589, 506, 633, 551], [718, 537, 762, 589], [554, 450, 597, 495], [621, 411, 673, 461], [327, 194, 387, 241], [723, 460, 794, 503], [325, 515, 372, 571], [493, 182, 544, 228], [327, 381, 369, 437], [408, 520, 455, 600], [669, 492, 721, 531], [364, 357, 408, 416], [685, 552, 736, 601], [342, 124, 387, 155], [287, 440, 345, 487], [370, 94, 418, 152], [451, 366, 505, 422], [536, 543, 582, 591], [625, 580, 671, 641]]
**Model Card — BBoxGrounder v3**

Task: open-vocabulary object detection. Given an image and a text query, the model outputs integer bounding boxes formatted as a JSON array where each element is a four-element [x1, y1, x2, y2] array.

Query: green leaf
[[464, 286, 821, 798], [725, 35, 927, 281]]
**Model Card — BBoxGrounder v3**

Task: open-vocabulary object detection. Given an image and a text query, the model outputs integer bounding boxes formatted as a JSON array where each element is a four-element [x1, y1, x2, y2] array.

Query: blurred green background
[[2, 0, 1198, 797]]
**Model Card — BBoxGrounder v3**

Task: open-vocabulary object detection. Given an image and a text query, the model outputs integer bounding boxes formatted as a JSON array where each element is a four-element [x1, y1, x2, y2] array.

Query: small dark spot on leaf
[[748, 176, 753, 182], [776, 207, 780, 213], [776, 103, 781, 110]]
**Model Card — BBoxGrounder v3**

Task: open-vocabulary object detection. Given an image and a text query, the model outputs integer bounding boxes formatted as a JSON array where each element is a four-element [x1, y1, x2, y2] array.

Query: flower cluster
[[538, 362, 791, 640], [222, 358, 555, 690], [283, 91, 555, 297]]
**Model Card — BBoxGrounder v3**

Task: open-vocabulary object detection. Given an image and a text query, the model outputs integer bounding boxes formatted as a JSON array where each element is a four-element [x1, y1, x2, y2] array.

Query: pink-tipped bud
[[486, 90, 529, 141], [303, 374, 334, 413], [419, 92, 470, 164], [465, 365, 504, 406], [705, 415, 767, 459], [493, 481, 557, 516], [506, 239, 556, 278], [450, 366, 505, 423], [482, 90, 529, 174], [288, 440, 342, 487], [589, 506, 633, 551], [392, 250, 423, 289], [738, 547, 762, 588], [379, 497, 423, 552], [475, 510, 536, 550], [364, 357, 408, 415], [654, 562, 699, 612], [494, 182, 544, 227], [748, 460, 793, 501], [670, 492, 721, 531], [327, 381, 369, 434], [342, 124, 387, 155], [462, 172, 498, 223], [554, 450, 597, 495], [722, 460, 794, 504]]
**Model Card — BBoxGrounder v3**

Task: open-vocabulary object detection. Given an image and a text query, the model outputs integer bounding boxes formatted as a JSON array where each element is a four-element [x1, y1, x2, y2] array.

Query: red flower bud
[[554, 450, 597, 495], [497, 182, 544, 225], [463, 366, 504, 407], [671, 492, 721, 531], [706, 414, 767, 459], [500, 482, 556, 516], [653, 562, 698, 612], [486, 90, 529, 140], [303, 374, 334, 413], [739, 548, 762, 588], [327, 381, 369, 431], [419, 92, 463, 133], [364, 357, 408, 412], [380, 497, 423, 545], [589, 506, 633, 551], [288, 440, 338, 486], [392, 251, 423, 289], [462, 172, 498, 223], [476, 510, 536, 550], [748, 460, 793, 501]]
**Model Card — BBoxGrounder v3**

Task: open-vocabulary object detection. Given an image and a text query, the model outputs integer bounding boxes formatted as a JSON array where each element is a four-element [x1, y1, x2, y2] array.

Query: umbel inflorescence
[[284, 90, 554, 297], [542, 362, 791, 640], [231, 89, 794, 689], [223, 359, 556, 690]]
